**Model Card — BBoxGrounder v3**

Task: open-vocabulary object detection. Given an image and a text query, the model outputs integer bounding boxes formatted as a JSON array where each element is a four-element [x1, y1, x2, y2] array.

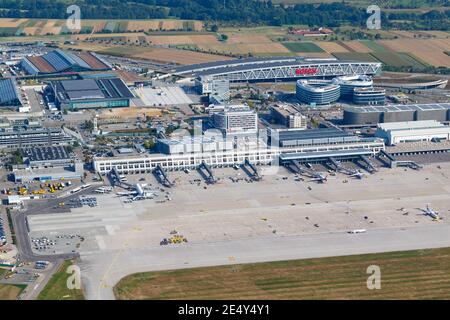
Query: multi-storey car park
[[343, 103, 450, 125], [21, 49, 112, 75]]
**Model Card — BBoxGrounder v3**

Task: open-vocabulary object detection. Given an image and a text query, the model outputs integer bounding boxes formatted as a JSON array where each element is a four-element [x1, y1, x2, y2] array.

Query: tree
[[211, 24, 219, 32], [219, 34, 228, 41]]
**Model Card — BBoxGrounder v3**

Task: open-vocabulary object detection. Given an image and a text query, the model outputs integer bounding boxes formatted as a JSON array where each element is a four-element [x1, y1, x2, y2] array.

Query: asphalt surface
[[80, 223, 450, 300]]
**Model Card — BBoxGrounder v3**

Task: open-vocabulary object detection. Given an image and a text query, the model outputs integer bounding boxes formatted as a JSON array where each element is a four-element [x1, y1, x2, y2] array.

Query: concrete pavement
[[79, 223, 450, 300]]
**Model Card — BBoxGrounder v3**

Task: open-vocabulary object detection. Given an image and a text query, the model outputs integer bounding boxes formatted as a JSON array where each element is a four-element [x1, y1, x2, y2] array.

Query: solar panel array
[[0, 78, 19, 104]]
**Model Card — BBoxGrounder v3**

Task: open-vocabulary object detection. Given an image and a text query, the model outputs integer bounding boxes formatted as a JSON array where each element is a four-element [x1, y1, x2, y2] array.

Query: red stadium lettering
[[295, 67, 318, 76]]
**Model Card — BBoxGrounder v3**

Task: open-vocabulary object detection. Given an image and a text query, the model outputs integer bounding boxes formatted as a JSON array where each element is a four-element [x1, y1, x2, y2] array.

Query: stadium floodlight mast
[[66, 4, 82, 32]]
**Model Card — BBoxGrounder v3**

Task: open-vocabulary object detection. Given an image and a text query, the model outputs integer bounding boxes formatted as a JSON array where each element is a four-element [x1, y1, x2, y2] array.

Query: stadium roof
[[0, 78, 20, 105], [52, 78, 134, 102], [23, 49, 111, 74], [346, 103, 450, 113], [173, 56, 351, 76]]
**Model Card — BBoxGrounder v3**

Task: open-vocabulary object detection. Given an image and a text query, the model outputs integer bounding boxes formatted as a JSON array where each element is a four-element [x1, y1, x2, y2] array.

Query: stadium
[[21, 49, 112, 75], [296, 79, 340, 105], [174, 56, 382, 83]]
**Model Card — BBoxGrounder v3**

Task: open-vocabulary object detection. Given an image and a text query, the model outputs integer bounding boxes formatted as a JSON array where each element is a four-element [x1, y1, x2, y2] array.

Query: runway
[[79, 223, 450, 300]]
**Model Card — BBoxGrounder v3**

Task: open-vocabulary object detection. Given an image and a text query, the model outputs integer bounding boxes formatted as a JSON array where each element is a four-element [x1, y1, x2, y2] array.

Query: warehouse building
[[212, 104, 258, 135], [21, 146, 73, 168], [343, 103, 450, 125], [375, 120, 450, 146], [48, 77, 134, 111], [0, 78, 21, 110], [21, 49, 111, 75], [353, 87, 386, 105], [296, 79, 340, 105]]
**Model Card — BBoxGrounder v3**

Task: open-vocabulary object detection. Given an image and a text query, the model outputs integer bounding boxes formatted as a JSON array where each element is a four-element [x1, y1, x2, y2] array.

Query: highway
[[79, 223, 450, 300]]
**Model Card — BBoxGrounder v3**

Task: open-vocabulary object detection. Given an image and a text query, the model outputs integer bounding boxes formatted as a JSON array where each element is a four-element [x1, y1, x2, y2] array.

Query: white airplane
[[349, 171, 366, 179], [419, 204, 442, 221], [309, 174, 328, 183]]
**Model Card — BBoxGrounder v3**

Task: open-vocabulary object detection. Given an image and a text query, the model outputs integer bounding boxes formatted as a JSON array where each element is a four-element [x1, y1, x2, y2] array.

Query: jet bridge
[[378, 150, 397, 168], [243, 158, 261, 181], [287, 160, 327, 183], [359, 155, 377, 173], [396, 161, 423, 170], [109, 168, 134, 189], [199, 161, 216, 184], [327, 157, 362, 178], [154, 164, 174, 187]]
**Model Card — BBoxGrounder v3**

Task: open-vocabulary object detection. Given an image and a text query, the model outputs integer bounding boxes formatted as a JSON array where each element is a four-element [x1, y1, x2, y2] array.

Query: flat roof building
[[270, 104, 307, 129], [375, 120, 450, 145], [21, 146, 72, 167], [0, 127, 73, 149], [212, 104, 258, 135], [0, 78, 21, 109], [343, 103, 450, 125], [21, 49, 111, 75], [48, 77, 134, 111]]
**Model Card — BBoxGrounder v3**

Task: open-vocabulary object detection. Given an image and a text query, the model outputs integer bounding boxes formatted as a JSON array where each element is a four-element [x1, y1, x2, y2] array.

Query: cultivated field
[[380, 39, 450, 67], [0, 18, 203, 36], [114, 247, 450, 300]]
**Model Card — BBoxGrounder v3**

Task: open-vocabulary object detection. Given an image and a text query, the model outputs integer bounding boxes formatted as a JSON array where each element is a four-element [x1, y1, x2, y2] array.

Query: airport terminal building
[[93, 128, 385, 174]]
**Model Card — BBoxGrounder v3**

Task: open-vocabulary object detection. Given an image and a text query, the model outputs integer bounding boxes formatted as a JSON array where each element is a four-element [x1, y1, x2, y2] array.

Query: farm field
[[0, 18, 203, 36], [37, 260, 85, 300], [281, 42, 324, 53], [114, 247, 450, 300], [380, 39, 450, 67]]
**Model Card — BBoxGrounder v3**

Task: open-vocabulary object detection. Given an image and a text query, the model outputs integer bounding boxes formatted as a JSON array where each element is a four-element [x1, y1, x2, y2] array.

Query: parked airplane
[[309, 174, 328, 183], [349, 171, 366, 179], [418, 204, 442, 221]]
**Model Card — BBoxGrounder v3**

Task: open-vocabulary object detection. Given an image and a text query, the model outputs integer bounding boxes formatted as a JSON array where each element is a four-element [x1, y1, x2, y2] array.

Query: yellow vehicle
[[58, 202, 65, 206]]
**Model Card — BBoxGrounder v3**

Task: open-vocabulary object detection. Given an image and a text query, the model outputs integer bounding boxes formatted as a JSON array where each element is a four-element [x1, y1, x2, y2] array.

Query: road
[[79, 223, 450, 300]]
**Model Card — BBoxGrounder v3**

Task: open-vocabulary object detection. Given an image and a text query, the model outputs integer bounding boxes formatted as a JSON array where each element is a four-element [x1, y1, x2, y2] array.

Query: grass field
[[281, 42, 324, 53], [332, 52, 379, 62], [114, 247, 450, 300], [370, 51, 428, 68], [37, 260, 85, 300], [0, 268, 26, 300]]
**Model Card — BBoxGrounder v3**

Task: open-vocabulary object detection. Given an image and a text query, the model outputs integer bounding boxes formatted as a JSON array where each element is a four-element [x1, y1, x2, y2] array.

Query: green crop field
[[332, 52, 380, 62], [370, 51, 427, 67], [360, 40, 391, 52], [282, 42, 324, 53], [114, 247, 450, 300]]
